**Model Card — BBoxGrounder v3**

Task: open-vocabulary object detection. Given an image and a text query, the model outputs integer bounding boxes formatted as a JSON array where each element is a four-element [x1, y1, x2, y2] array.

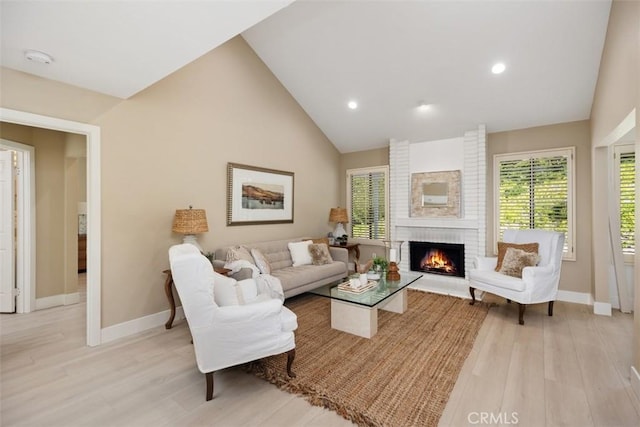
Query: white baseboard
[[632, 366, 640, 402], [410, 278, 595, 307], [593, 301, 612, 316], [35, 292, 80, 310], [101, 306, 185, 344], [556, 290, 594, 305]]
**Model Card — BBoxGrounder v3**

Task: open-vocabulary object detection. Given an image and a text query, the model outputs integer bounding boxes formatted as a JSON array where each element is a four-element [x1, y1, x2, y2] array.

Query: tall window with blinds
[[347, 166, 389, 240], [615, 145, 635, 257], [494, 147, 575, 260]]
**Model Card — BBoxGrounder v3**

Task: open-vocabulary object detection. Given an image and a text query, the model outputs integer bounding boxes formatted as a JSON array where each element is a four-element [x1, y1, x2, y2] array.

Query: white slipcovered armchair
[[168, 243, 297, 401], [468, 229, 564, 325]]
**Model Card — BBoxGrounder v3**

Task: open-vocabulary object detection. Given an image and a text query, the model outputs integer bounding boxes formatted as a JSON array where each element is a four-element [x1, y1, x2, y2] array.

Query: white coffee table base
[[330, 288, 408, 338]]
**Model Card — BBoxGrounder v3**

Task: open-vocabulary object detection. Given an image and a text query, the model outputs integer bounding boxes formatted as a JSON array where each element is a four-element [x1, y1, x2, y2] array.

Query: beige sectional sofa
[[213, 237, 349, 298]]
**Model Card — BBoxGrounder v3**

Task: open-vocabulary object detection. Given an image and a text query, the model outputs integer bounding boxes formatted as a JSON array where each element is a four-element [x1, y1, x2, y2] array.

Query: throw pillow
[[212, 272, 241, 306], [225, 245, 255, 265], [213, 274, 259, 306], [499, 247, 540, 278], [308, 243, 333, 265], [495, 241, 539, 272], [288, 240, 313, 267], [312, 237, 330, 246], [251, 248, 272, 274]]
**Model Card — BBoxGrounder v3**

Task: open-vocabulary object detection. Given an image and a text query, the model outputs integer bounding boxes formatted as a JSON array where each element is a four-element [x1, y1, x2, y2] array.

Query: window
[[494, 147, 575, 260], [347, 166, 389, 241], [614, 144, 635, 258]]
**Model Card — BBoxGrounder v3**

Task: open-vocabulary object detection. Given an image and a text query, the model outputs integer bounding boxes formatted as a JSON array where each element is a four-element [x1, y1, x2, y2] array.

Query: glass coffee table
[[309, 272, 422, 338]]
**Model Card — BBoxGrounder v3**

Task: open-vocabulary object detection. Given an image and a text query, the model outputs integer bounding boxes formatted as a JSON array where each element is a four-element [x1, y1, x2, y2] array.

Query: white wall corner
[[101, 307, 185, 344], [593, 301, 612, 316], [631, 366, 640, 401]]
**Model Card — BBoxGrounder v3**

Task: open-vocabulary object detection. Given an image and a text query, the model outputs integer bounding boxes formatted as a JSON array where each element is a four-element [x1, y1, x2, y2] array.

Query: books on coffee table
[[337, 280, 378, 294]]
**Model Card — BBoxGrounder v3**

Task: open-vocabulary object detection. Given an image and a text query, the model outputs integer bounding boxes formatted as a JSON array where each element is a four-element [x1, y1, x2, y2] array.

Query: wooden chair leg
[[518, 303, 526, 325], [469, 287, 476, 305], [548, 301, 554, 317], [205, 372, 214, 401], [286, 349, 296, 378]]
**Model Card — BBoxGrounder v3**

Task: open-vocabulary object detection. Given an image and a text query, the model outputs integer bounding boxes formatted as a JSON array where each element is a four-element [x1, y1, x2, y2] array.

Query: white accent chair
[[168, 243, 297, 400], [468, 229, 565, 325]]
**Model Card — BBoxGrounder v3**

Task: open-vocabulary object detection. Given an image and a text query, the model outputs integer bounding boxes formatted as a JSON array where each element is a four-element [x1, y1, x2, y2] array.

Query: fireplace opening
[[409, 241, 465, 278]]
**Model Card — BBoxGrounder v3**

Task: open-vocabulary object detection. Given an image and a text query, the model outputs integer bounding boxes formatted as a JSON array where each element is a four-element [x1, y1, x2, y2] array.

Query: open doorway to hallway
[[0, 108, 100, 346]]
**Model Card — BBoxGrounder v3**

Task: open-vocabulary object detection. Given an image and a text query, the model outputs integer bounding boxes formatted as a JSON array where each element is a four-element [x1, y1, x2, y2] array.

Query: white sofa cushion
[[468, 269, 527, 292]]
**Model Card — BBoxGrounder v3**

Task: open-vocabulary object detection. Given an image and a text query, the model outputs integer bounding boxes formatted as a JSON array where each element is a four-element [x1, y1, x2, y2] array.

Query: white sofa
[[468, 229, 565, 324], [214, 237, 349, 298]]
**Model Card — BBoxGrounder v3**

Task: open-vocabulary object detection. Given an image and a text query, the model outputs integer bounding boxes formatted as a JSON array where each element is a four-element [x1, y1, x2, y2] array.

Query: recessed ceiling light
[[347, 100, 358, 110], [491, 62, 506, 74], [417, 102, 432, 112], [25, 50, 53, 64]]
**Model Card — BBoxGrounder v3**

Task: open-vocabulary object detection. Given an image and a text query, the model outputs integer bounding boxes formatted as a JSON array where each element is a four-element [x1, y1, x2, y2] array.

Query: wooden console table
[[163, 267, 231, 329], [330, 243, 360, 271]]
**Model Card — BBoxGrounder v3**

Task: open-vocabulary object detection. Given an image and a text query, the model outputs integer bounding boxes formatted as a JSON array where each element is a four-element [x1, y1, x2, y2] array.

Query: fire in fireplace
[[409, 241, 465, 278]]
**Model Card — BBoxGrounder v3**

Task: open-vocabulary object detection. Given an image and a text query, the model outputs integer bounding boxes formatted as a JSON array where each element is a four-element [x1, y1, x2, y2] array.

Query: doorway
[[0, 140, 34, 314], [0, 108, 102, 346]]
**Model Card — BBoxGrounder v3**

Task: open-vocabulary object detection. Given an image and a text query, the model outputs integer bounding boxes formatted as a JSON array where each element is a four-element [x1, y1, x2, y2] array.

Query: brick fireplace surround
[[389, 125, 486, 298]]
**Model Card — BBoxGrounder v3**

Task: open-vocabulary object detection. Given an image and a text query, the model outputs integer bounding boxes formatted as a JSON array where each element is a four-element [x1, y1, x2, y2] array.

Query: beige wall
[[487, 120, 592, 294], [589, 0, 640, 381], [1, 36, 342, 327], [0, 123, 72, 298]]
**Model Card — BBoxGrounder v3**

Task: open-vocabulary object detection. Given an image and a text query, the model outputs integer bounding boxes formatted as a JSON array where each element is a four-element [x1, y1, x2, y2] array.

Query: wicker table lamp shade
[[172, 208, 209, 234], [329, 207, 348, 238], [172, 207, 208, 251]]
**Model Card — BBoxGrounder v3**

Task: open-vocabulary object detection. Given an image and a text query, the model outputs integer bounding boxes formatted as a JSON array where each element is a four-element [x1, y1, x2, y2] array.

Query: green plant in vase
[[370, 256, 388, 279]]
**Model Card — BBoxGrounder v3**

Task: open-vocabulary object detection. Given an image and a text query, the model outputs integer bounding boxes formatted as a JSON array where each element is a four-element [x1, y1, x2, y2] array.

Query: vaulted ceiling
[[1, 1, 612, 153]]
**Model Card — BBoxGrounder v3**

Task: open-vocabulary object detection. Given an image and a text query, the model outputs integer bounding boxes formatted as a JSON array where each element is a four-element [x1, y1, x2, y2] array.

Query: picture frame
[[227, 163, 294, 226], [410, 170, 461, 218]]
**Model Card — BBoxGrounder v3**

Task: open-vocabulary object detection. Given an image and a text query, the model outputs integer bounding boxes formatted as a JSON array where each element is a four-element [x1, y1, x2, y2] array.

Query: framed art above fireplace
[[410, 170, 461, 218]]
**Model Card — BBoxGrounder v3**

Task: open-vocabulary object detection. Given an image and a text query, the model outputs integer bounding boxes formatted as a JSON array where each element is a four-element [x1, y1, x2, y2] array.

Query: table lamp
[[172, 206, 208, 252], [329, 207, 348, 238]]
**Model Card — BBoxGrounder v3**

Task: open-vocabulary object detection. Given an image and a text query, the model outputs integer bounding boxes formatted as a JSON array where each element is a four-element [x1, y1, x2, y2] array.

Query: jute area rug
[[244, 289, 490, 427]]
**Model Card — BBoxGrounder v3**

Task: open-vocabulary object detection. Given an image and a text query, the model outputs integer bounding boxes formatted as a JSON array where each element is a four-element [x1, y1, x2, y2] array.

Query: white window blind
[[617, 149, 635, 255], [347, 167, 388, 240], [494, 148, 575, 259]]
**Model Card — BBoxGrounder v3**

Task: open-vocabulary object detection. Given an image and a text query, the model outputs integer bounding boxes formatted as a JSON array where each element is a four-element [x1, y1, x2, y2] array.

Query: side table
[[330, 243, 360, 272], [163, 267, 231, 329]]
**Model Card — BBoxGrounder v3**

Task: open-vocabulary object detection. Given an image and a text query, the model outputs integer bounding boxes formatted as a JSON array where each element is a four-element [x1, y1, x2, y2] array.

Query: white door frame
[[0, 108, 102, 347], [0, 139, 35, 314]]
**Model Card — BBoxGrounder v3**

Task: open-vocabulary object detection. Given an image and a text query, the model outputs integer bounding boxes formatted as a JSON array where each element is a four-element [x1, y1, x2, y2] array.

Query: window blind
[[619, 151, 635, 255], [497, 153, 570, 252], [350, 171, 386, 239]]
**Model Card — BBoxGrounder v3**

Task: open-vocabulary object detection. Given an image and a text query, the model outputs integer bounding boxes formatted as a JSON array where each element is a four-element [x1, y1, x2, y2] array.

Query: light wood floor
[[1, 291, 639, 427]]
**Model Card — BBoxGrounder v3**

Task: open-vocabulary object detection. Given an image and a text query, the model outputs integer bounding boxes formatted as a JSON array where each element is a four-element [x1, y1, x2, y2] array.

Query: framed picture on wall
[[226, 163, 294, 226]]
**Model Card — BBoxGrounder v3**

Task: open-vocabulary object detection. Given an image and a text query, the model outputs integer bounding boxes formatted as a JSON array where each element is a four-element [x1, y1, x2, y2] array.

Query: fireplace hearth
[[409, 241, 465, 278]]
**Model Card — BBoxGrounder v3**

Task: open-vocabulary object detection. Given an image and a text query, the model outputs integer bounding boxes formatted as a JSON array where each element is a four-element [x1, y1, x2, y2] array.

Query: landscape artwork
[[227, 163, 294, 225], [242, 183, 284, 210]]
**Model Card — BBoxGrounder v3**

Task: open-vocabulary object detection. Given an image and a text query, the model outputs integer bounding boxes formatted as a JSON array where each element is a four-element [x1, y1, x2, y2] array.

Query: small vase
[[359, 273, 368, 286]]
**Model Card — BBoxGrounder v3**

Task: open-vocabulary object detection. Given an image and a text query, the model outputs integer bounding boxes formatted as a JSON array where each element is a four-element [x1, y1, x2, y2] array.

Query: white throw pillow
[[212, 272, 241, 306], [251, 248, 272, 274], [213, 274, 259, 306], [236, 278, 259, 304], [288, 240, 313, 267]]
